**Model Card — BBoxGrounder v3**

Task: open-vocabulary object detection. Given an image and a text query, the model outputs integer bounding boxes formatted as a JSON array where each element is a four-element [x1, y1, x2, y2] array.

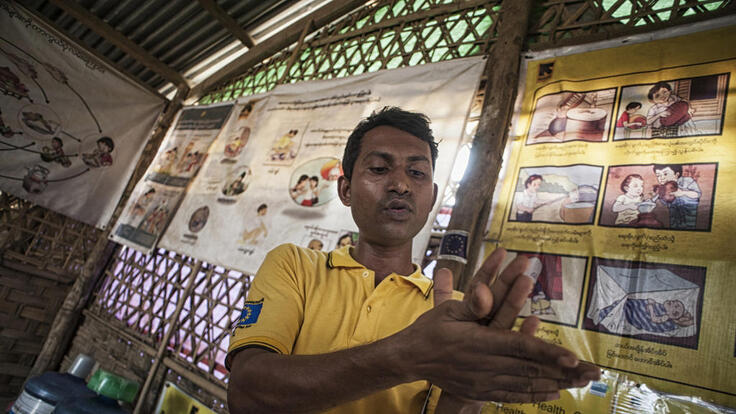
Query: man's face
[[652, 87, 671, 104], [338, 126, 437, 247], [654, 167, 679, 184], [528, 178, 541, 193]]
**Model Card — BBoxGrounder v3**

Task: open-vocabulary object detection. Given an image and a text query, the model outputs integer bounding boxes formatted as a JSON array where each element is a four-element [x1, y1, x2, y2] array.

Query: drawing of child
[[617, 102, 645, 128], [612, 174, 644, 225], [81, 137, 114, 168], [40, 137, 71, 167], [307, 239, 324, 251], [652, 164, 701, 229], [290, 174, 309, 205], [337, 234, 354, 248], [270, 129, 298, 161], [240, 204, 269, 244]]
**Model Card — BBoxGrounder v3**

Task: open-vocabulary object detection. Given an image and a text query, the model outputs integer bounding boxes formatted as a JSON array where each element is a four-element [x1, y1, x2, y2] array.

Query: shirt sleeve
[[226, 244, 305, 369]]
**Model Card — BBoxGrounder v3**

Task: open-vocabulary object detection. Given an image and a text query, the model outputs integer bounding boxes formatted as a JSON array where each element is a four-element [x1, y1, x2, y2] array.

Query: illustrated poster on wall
[[487, 25, 736, 408], [159, 57, 485, 275], [0, 2, 164, 228], [110, 104, 233, 252]]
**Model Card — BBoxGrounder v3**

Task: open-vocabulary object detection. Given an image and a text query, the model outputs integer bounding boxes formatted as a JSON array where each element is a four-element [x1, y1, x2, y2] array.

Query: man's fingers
[[489, 274, 534, 330], [470, 248, 508, 293], [491, 255, 530, 317], [519, 315, 541, 336], [489, 331, 580, 368], [468, 282, 494, 319], [433, 268, 455, 306]]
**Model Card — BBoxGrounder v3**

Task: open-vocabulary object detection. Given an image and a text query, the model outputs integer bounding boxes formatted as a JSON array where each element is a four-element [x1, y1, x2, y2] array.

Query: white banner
[[159, 58, 484, 275], [0, 2, 164, 228], [110, 103, 234, 252]]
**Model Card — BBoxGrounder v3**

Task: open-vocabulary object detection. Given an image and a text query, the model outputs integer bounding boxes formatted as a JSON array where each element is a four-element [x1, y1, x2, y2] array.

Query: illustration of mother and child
[[617, 81, 698, 139], [611, 164, 701, 230]]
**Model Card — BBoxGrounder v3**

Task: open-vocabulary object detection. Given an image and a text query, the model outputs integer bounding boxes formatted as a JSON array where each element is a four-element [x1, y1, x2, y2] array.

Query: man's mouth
[[383, 199, 413, 219]]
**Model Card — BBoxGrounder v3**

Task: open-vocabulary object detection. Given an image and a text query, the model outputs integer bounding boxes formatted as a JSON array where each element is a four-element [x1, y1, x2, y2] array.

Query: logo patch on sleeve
[[237, 299, 264, 327]]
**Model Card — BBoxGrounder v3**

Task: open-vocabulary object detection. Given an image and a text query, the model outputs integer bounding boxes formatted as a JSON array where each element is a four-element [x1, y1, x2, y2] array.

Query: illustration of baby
[[612, 174, 644, 225], [240, 204, 269, 244]]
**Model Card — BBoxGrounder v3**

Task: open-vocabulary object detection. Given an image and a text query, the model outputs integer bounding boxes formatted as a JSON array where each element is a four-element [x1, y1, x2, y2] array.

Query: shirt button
[[362, 271, 369, 278], [366, 305, 372, 313]]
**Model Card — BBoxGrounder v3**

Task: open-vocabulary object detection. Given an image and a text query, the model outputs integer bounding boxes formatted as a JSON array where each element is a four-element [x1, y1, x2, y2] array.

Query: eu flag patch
[[237, 300, 263, 327]]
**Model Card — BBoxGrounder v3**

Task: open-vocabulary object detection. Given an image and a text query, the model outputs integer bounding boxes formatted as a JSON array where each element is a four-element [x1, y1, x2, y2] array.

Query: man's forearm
[[228, 336, 411, 414]]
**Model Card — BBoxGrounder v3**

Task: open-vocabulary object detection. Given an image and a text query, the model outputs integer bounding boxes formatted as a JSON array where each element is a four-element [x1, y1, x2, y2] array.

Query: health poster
[[487, 25, 736, 408], [110, 103, 233, 253], [160, 57, 485, 275], [0, 1, 164, 228]]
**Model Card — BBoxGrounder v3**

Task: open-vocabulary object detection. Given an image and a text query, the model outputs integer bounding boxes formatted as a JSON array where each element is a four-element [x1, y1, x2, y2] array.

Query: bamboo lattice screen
[[1, 0, 733, 411]]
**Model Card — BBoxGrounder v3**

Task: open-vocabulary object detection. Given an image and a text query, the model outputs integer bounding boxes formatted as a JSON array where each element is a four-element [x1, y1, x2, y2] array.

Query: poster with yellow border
[[487, 25, 736, 410]]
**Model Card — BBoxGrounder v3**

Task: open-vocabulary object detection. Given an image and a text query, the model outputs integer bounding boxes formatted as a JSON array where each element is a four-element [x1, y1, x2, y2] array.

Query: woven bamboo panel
[[60, 313, 155, 387], [0, 264, 73, 405], [89, 246, 199, 347], [530, 0, 733, 48], [168, 264, 251, 384], [200, 0, 733, 104], [0, 192, 101, 278]]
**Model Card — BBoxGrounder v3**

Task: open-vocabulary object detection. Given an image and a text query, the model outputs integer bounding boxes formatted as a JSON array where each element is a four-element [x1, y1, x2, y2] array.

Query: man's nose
[[387, 170, 410, 194]]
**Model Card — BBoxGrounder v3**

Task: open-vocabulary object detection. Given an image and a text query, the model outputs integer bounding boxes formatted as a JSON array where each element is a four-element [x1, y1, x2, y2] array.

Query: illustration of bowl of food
[[637, 200, 657, 213], [565, 107, 606, 140], [560, 185, 597, 223]]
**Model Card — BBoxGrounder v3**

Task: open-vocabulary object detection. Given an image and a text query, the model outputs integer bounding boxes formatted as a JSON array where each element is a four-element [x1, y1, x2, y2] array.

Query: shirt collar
[[327, 246, 433, 296]]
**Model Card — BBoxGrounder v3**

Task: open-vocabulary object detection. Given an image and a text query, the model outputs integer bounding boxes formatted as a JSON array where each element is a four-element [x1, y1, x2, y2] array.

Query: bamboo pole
[[434, 0, 534, 291], [28, 85, 189, 377], [134, 260, 203, 414]]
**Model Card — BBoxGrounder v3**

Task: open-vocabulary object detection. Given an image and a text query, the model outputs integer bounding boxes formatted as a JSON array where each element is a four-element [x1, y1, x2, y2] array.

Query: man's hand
[[404, 247, 599, 405]]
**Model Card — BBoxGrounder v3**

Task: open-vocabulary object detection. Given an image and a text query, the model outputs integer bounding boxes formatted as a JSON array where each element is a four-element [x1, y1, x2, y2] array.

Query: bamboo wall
[[1, 0, 733, 411]]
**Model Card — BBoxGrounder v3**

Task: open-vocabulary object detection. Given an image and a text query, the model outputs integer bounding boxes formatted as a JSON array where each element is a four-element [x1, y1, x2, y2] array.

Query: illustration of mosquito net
[[587, 265, 698, 338]]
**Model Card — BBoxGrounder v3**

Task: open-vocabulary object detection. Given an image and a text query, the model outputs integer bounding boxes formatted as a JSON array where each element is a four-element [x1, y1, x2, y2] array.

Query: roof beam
[[188, 0, 368, 101], [197, 0, 256, 48], [46, 0, 188, 87]]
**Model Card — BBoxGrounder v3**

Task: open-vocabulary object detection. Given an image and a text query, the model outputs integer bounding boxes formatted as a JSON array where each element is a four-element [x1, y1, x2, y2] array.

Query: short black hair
[[257, 203, 268, 212], [97, 136, 114, 152], [647, 81, 672, 101], [342, 107, 437, 180], [653, 164, 682, 176], [625, 102, 642, 110], [525, 174, 543, 188]]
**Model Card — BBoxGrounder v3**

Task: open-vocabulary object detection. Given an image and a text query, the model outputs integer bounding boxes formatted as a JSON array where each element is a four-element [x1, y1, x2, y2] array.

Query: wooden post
[[134, 260, 202, 414], [277, 18, 313, 85], [434, 0, 534, 291], [29, 85, 189, 377]]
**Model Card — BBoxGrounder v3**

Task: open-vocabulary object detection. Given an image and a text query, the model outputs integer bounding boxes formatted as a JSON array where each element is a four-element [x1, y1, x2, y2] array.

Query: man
[[227, 107, 599, 413], [515, 174, 543, 222], [652, 164, 701, 229]]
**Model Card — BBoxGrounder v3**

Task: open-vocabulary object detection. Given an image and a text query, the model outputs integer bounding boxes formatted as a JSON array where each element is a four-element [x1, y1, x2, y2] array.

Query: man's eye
[[369, 167, 387, 173], [409, 169, 426, 177]]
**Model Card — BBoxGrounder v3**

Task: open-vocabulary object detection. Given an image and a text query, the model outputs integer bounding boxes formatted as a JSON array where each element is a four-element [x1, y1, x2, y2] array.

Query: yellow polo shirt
[[227, 243, 460, 414]]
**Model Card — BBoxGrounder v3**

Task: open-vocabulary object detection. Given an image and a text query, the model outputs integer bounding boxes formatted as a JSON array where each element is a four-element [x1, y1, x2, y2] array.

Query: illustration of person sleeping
[[598, 297, 693, 333]]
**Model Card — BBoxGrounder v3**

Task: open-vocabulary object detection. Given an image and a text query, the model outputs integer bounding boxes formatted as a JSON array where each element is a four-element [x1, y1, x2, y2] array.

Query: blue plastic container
[[53, 395, 129, 414], [10, 372, 96, 414]]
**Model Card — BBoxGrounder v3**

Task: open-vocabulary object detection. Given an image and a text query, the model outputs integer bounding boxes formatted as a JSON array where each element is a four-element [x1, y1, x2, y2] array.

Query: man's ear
[[432, 182, 438, 207], [338, 175, 351, 207]]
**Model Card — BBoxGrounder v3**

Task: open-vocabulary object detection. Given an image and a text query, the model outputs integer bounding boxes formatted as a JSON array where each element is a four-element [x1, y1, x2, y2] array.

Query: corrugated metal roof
[[21, 0, 300, 93]]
